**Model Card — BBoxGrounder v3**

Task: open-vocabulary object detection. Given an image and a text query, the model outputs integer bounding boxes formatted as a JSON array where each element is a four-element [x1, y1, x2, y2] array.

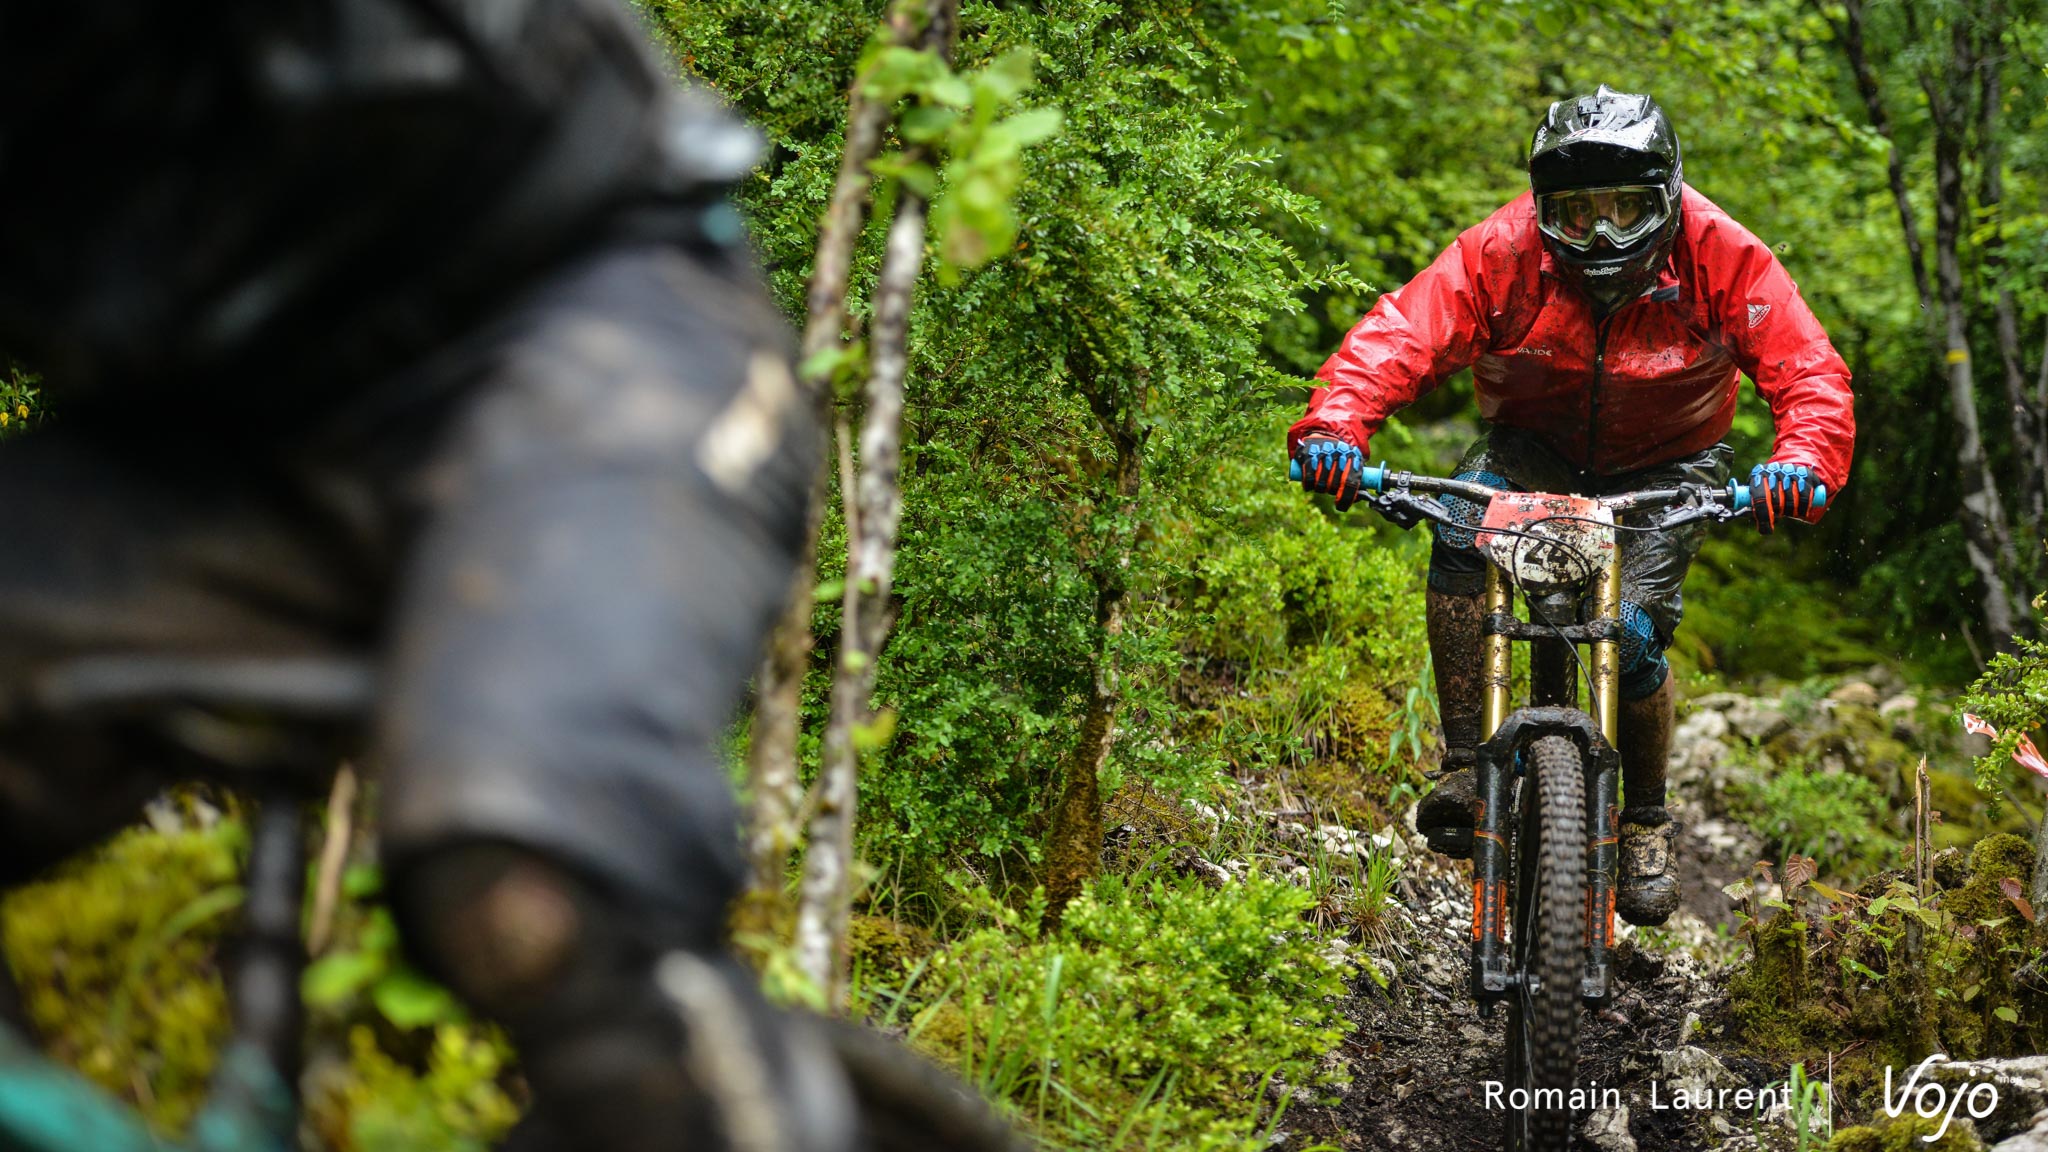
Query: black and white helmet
[[1528, 85, 1684, 309]]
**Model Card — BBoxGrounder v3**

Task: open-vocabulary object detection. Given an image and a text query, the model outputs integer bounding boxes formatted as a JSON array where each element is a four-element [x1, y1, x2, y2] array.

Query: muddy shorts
[[1427, 426, 1731, 699], [0, 235, 813, 939]]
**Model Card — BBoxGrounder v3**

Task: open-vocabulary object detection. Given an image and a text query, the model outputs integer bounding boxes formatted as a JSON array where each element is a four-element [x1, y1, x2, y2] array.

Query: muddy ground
[[1281, 815, 1772, 1152], [1263, 680, 1972, 1152]]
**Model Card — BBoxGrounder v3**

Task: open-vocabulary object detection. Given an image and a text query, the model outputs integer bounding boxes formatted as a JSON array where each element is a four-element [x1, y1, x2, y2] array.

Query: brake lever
[[1370, 490, 1452, 531], [1651, 495, 1742, 531]]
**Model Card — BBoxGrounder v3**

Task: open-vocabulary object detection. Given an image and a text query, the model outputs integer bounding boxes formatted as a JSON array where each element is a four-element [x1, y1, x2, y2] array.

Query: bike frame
[[1468, 557, 1623, 1012]]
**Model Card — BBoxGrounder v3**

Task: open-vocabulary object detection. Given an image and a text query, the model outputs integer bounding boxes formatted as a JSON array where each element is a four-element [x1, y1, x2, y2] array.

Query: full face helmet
[[1529, 85, 1683, 313]]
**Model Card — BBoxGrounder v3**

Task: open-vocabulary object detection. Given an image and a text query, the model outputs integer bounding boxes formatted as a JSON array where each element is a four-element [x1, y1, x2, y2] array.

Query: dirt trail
[[1277, 682, 1915, 1152]]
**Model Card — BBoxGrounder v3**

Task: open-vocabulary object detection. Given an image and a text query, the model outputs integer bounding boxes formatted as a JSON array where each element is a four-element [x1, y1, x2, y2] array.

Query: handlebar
[[1286, 459, 1828, 518]]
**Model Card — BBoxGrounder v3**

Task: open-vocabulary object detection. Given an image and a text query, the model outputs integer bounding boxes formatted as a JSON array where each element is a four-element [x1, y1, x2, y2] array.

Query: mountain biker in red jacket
[[1290, 85, 1854, 926]]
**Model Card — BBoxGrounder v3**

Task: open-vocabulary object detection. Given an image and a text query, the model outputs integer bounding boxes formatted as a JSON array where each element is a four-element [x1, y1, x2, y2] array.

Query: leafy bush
[[890, 872, 1349, 1151], [1730, 762, 1898, 881], [1959, 631, 2048, 795]]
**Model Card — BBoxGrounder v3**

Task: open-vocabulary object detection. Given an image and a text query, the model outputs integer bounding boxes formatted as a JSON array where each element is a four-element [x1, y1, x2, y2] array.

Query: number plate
[[1474, 492, 1616, 595]]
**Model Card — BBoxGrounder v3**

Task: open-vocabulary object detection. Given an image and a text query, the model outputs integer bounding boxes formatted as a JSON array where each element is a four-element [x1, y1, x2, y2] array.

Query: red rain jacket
[[1289, 186, 1855, 493]]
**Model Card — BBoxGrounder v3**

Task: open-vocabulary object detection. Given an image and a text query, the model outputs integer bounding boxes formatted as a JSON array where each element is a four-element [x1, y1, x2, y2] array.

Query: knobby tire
[[1503, 736, 1586, 1152]]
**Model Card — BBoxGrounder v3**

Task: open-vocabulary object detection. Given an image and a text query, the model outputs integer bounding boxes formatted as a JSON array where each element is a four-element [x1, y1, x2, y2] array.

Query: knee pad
[[1427, 470, 1509, 596], [1616, 601, 1669, 701], [1431, 469, 1510, 553]]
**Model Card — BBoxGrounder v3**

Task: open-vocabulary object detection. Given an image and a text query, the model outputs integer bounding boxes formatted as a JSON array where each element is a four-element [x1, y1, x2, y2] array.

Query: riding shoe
[[1618, 807, 1682, 926], [1415, 767, 1476, 859]]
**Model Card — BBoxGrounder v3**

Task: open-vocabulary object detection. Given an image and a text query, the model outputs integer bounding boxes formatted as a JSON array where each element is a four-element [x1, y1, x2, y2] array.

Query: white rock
[[1996, 1110, 2048, 1150], [1930, 1056, 2048, 1142], [1583, 1105, 1636, 1152], [1828, 681, 1880, 707], [1660, 1045, 1741, 1099], [1729, 698, 1792, 742], [1676, 708, 1731, 745], [1316, 825, 1369, 857], [1880, 692, 1920, 717], [1679, 1011, 1702, 1044]]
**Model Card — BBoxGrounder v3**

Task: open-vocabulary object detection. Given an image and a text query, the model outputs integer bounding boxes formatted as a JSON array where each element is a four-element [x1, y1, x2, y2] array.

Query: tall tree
[[745, 2, 923, 908], [1822, 0, 2039, 646], [793, 0, 957, 1003]]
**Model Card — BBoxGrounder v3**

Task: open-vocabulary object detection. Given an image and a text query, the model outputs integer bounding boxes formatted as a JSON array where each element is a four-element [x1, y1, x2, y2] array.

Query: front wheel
[[1503, 735, 1587, 1152]]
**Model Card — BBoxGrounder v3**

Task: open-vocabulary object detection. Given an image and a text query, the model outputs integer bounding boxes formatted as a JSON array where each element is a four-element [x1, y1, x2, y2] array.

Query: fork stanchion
[[1471, 566, 1516, 1010]]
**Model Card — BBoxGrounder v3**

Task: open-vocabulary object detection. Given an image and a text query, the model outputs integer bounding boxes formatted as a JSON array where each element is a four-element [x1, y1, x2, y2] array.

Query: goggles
[[1535, 185, 1672, 250]]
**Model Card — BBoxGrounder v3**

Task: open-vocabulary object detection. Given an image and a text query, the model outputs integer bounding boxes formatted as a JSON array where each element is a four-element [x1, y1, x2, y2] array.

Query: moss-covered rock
[[1945, 833, 2034, 923], [1872, 1113, 1984, 1151], [1, 819, 241, 1134], [1730, 910, 1838, 1052]]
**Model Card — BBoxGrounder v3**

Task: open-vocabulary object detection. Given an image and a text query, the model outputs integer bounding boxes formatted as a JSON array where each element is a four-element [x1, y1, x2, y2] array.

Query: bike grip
[[1727, 482, 1829, 513], [1287, 458, 1389, 494]]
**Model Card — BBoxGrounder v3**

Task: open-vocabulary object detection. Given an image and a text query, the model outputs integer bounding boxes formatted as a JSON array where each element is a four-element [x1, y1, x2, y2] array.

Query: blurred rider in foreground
[[1289, 85, 1854, 926], [0, 3, 882, 1149]]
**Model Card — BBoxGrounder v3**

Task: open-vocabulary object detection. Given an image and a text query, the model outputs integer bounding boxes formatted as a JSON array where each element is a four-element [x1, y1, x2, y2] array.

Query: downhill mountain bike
[[1290, 458, 1826, 1152], [0, 654, 1022, 1152]]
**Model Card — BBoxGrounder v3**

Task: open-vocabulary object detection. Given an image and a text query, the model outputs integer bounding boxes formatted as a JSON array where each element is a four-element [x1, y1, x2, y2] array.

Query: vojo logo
[[1883, 1055, 1999, 1142]]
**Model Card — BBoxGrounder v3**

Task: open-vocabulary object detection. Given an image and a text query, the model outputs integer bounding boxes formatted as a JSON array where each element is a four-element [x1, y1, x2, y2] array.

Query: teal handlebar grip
[[1728, 481, 1829, 513], [1287, 458, 1387, 494]]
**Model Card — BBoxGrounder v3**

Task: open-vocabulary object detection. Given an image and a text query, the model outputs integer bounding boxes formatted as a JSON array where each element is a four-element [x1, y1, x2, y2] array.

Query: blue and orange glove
[[1295, 434, 1368, 510], [1748, 462, 1818, 533]]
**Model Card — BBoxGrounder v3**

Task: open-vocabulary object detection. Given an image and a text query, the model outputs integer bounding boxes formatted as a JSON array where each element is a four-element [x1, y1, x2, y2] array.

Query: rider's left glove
[[1295, 434, 1367, 511], [1749, 462, 1818, 533]]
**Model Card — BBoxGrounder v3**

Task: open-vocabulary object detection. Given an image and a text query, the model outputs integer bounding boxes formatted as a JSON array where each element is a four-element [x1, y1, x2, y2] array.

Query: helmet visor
[[1536, 185, 1672, 250]]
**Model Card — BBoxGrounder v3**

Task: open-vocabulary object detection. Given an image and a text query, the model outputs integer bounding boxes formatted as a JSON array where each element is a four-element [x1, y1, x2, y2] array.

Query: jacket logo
[[1748, 303, 1771, 328]]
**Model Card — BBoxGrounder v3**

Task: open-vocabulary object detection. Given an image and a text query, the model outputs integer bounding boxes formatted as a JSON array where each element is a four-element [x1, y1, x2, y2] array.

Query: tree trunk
[[1973, 15, 2045, 553], [745, 1, 922, 908], [1927, 21, 2025, 645], [793, 0, 954, 1006], [1833, 0, 1934, 320], [2037, 323, 2048, 528], [1043, 376, 1147, 928]]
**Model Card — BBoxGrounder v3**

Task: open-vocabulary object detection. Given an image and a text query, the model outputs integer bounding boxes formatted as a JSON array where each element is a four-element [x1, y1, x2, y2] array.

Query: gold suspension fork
[[1471, 563, 1515, 1003], [1584, 544, 1624, 997], [1481, 565, 1512, 741], [1587, 546, 1622, 745]]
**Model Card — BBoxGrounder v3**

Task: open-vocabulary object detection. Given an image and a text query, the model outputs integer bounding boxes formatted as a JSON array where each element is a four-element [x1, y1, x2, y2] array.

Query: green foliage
[[0, 363, 40, 437], [1, 815, 241, 1134], [1728, 833, 2044, 1069], [305, 1027, 520, 1152], [302, 865, 467, 1033], [1959, 630, 2048, 794], [864, 43, 1066, 276], [883, 871, 1349, 1150], [298, 862, 519, 1152], [0, 809, 514, 1151], [1730, 761, 1899, 881]]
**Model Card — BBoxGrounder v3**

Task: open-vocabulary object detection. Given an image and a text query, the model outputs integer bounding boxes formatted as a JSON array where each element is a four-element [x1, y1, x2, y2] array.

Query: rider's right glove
[[1294, 433, 1368, 511], [1748, 461, 1818, 534]]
